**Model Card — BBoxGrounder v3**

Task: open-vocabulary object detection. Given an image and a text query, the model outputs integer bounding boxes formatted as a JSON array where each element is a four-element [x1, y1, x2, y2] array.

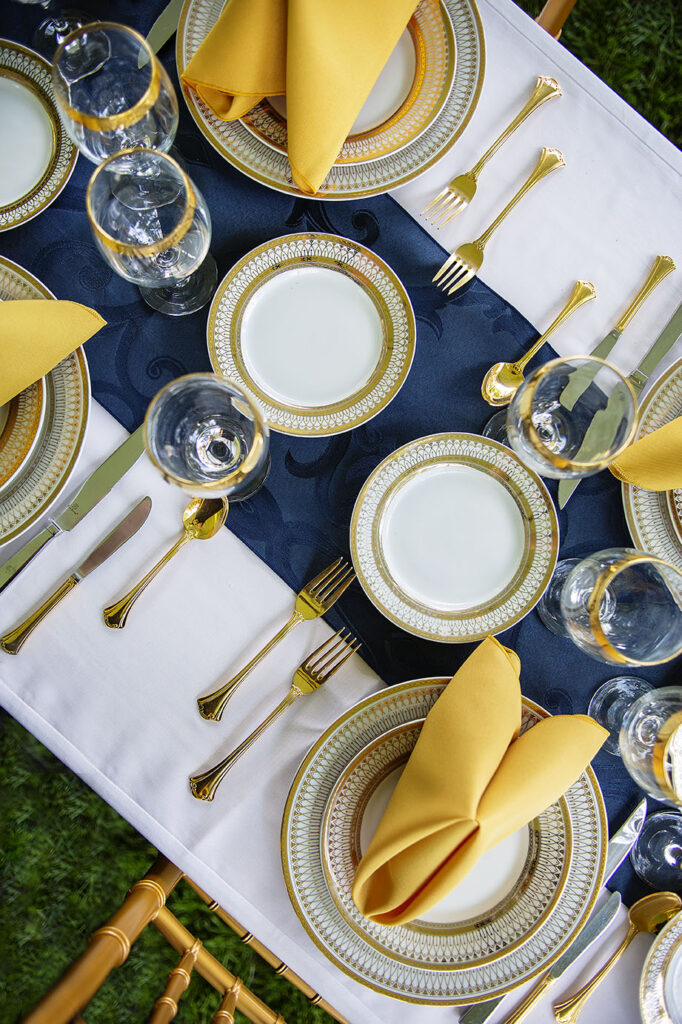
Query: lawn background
[[1, 1, 680, 1021]]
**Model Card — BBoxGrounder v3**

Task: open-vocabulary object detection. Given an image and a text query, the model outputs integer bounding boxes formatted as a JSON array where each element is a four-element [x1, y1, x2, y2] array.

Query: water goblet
[[483, 356, 638, 479], [10, 0, 89, 58], [52, 22, 178, 163], [86, 148, 217, 316], [144, 373, 270, 502], [537, 548, 682, 666]]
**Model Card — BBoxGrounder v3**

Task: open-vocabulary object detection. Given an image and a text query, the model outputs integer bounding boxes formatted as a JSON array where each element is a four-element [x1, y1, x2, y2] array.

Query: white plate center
[[380, 463, 526, 611], [267, 28, 416, 136], [240, 265, 384, 407], [359, 765, 530, 924], [0, 76, 54, 207]]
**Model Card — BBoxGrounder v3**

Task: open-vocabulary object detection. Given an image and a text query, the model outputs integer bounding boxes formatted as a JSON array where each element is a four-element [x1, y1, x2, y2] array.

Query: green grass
[[2, 4, 681, 1021]]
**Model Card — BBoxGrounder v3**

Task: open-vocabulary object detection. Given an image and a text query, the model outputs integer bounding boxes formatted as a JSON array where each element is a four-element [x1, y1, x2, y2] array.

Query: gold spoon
[[553, 890, 681, 1024], [103, 497, 228, 629], [481, 280, 596, 407]]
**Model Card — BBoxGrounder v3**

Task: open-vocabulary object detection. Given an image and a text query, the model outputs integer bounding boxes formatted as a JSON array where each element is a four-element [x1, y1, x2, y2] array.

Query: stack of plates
[[0, 257, 89, 547]]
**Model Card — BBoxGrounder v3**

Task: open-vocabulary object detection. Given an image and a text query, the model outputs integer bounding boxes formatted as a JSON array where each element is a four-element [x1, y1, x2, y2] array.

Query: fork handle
[[196, 611, 304, 722], [189, 691, 299, 801], [472, 76, 561, 177], [552, 923, 637, 1024], [476, 147, 565, 247]]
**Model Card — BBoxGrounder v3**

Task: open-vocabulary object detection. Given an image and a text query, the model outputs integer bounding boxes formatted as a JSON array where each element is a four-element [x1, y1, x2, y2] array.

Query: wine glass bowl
[[52, 21, 178, 163]]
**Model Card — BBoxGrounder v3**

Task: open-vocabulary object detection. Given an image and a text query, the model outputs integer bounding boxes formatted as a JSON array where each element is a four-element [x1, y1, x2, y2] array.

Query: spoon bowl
[[481, 361, 525, 406]]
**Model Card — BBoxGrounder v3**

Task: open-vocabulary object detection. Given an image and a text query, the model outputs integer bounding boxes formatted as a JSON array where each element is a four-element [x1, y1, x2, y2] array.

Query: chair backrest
[[535, 0, 578, 38], [22, 854, 347, 1024]]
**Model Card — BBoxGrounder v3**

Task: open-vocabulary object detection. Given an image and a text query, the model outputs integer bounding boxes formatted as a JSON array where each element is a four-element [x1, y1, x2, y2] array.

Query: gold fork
[[196, 556, 355, 722], [422, 76, 561, 228], [189, 629, 361, 801], [433, 147, 565, 296]]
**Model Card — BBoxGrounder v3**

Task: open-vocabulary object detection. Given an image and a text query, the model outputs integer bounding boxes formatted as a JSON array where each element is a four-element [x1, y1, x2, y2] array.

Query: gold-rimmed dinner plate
[[0, 40, 77, 231], [207, 233, 416, 436], [622, 359, 682, 571], [282, 679, 607, 1005], [0, 379, 46, 495], [0, 256, 89, 546], [640, 912, 682, 1024], [177, 0, 484, 199], [350, 433, 559, 642]]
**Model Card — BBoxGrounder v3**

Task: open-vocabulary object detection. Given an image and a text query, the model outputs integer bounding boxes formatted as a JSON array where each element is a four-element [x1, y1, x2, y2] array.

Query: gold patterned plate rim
[[281, 678, 607, 1005], [349, 432, 560, 642], [622, 358, 682, 571], [0, 39, 78, 232], [176, 0, 485, 199], [640, 912, 682, 1024], [0, 378, 47, 492], [240, 0, 455, 166], [320, 714, 572, 972], [0, 256, 90, 546], [207, 232, 416, 436]]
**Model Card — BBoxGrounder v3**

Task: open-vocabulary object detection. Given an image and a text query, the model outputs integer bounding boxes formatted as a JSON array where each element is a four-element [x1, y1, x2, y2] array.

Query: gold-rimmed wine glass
[[52, 21, 178, 163], [86, 147, 217, 315]]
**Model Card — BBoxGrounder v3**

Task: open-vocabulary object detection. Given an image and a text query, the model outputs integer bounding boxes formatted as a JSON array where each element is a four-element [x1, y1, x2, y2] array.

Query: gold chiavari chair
[[23, 854, 348, 1024]]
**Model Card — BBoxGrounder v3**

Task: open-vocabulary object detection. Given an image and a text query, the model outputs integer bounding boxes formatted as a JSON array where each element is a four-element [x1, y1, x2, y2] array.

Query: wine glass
[[51, 22, 178, 163], [483, 356, 639, 478], [630, 810, 682, 891], [537, 548, 682, 665], [10, 1, 89, 58], [86, 148, 217, 316], [144, 373, 270, 502]]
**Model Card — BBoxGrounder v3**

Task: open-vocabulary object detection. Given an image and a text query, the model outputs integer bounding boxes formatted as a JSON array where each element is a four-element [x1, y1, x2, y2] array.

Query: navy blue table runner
[[3, 0, 677, 907]]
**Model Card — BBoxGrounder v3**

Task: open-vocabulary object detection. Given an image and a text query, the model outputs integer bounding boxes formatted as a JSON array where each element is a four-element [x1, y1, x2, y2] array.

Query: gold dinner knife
[[0, 496, 151, 655]]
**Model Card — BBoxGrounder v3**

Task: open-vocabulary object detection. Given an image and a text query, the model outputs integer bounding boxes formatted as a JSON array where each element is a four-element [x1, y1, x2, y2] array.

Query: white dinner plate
[[350, 433, 559, 641], [177, 0, 484, 198], [622, 358, 682, 571], [0, 40, 77, 231], [208, 233, 416, 436], [0, 256, 89, 546], [282, 679, 607, 1005], [641, 913, 682, 1024]]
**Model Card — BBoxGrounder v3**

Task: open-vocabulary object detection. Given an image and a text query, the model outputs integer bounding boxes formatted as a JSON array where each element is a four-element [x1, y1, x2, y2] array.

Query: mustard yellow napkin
[[0, 300, 105, 407], [352, 638, 607, 926], [609, 417, 682, 490], [181, 0, 418, 195]]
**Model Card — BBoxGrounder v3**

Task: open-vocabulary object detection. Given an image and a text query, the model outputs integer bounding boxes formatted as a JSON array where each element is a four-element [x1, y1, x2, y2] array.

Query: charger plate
[[208, 233, 415, 436], [282, 679, 607, 1005], [640, 913, 682, 1024], [0, 256, 89, 545], [177, 0, 484, 198], [350, 433, 559, 641], [0, 40, 77, 231], [622, 359, 682, 571]]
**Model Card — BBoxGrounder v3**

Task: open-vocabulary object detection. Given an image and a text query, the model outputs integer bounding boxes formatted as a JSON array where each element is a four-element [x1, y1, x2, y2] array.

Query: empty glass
[[630, 810, 682, 891], [483, 356, 638, 479], [538, 548, 682, 666], [144, 373, 270, 500], [86, 148, 217, 315], [52, 22, 178, 163], [11, 0, 88, 58]]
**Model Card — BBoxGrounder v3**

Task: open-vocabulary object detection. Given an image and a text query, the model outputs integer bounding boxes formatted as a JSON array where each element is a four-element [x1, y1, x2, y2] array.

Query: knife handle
[[502, 971, 553, 1024], [0, 522, 61, 596], [0, 575, 79, 655]]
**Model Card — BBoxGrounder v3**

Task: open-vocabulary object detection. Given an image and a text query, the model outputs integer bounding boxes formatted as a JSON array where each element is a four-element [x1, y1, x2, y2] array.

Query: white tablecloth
[[2, 1, 681, 1021]]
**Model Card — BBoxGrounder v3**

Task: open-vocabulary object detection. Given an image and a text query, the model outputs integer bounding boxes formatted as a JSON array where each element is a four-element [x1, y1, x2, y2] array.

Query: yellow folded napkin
[[609, 417, 682, 490], [0, 300, 105, 407], [352, 637, 607, 926], [181, 0, 418, 195]]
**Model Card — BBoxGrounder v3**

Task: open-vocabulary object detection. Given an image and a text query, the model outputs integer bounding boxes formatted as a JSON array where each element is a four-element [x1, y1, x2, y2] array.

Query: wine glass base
[[587, 676, 654, 754], [482, 409, 511, 446], [630, 810, 682, 890], [139, 252, 218, 316], [32, 11, 91, 58], [536, 557, 581, 637]]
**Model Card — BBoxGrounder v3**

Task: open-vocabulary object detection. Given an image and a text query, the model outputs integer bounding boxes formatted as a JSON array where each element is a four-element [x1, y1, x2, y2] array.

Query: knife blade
[[0, 425, 144, 596], [559, 255, 675, 413], [558, 296, 682, 508], [0, 496, 152, 655], [459, 798, 647, 1024], [146, 0, 184, 54]]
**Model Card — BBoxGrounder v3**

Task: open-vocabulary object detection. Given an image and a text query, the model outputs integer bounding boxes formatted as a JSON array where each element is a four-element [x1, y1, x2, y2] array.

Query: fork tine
[[302, 556, 342, 594], [319, 638, 362, 681], [432, 252, 458, 284], [317, 565, 355, 605], [448, 267, 475, 295], [430, 194, 462, 227], [425, 193, 453, 220], [421, 187, 448, 217], [309, 559, 350, 598], [438, 261, 466, 290], [305, 628, 347, 669], [436, 197, 466, 228]]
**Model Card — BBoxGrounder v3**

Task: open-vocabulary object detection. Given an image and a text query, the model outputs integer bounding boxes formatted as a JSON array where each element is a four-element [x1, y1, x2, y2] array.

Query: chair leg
[[148, 939, 201, 1024], [536, 0, 578, 38]]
